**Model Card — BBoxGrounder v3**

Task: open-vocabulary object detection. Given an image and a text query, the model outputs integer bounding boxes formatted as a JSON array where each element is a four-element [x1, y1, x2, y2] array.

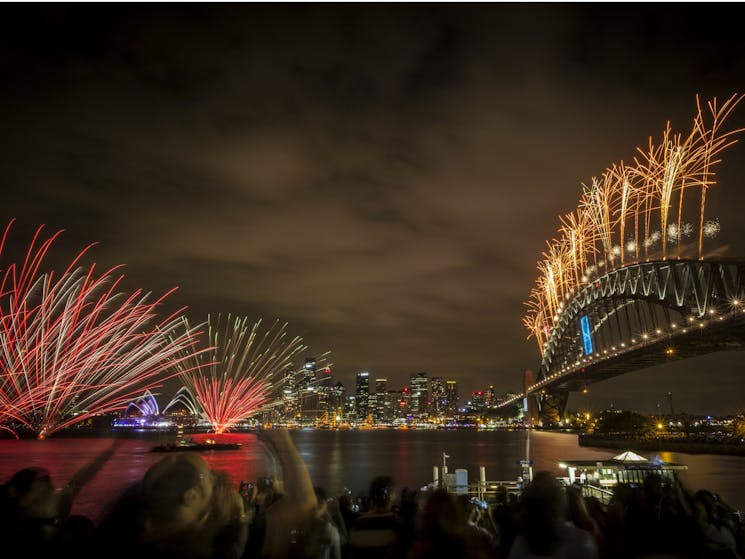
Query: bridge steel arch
[[524, 259, 745, 424]]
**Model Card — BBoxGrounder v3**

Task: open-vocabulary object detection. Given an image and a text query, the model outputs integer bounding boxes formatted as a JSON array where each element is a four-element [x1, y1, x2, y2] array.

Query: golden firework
[[524, 94, 744, 353]]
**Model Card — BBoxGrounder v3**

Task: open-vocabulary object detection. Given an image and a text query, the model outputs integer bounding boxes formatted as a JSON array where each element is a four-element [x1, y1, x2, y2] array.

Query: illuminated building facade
[[299, 357, 319, 419], [445, 380, 458, 414], [303, 357, 317, 388], [355, 371, 370, 421], [373, 378, 389, 422], [318, 366, 333, 413], [282, 366, 299, 419], [430, 376, 446, 415], [408, 372, 429, 419], [468, 390, 487, 412]]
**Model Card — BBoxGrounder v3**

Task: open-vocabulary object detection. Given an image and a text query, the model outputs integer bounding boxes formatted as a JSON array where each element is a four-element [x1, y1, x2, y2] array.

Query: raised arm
[[257, 428, 316, 559]]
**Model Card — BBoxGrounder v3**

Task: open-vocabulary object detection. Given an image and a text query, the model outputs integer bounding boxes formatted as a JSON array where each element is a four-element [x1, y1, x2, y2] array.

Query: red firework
[[0, 219, 209, 439], [175, 315, 313, 433]]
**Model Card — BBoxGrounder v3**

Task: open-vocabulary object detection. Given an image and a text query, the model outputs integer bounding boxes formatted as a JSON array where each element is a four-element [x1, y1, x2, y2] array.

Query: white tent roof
[[612, 450, 648, 462]]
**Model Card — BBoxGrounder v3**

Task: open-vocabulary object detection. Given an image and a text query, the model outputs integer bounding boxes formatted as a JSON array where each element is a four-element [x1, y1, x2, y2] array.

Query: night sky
[[2, 4, 745, 415]]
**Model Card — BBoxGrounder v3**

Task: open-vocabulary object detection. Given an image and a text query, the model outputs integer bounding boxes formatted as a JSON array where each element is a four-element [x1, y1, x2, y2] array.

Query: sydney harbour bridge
[[500, 94, 745, 424]]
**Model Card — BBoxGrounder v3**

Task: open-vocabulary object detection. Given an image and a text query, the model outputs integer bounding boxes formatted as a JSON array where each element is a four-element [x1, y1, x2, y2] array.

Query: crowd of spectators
[[1, 429, 744, 559]]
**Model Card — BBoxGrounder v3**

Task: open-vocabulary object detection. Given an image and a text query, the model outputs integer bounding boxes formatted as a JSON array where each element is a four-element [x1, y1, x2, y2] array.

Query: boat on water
[[151, 438, 242, 453]]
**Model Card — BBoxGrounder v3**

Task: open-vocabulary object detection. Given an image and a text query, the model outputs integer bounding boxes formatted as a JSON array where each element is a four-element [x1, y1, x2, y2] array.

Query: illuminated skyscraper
[[370, 378, 398, 423], [329, 381, 346, 413], [318, 366, 333, 413], [355, 371, 370, 421], [408, 372, 429, 419], [373, 378, 388, 422], [299, 357, 319, 420], [303, 357, 317, 388], [445, 380, 458, 414], [469, 390, 487, 412], [430, 376, 446, 416], [281, 366, 298, 419], [399, 386, 410, 418], [486, 385, 496, 408]]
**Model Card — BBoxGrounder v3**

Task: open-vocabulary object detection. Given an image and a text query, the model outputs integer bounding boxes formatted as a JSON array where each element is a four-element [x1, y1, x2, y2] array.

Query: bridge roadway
[[533, 308, 745, 394]]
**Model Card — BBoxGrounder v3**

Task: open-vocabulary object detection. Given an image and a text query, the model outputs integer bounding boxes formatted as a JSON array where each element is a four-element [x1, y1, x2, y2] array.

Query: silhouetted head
[[643, 473, 664, 503], [421, 490, 465, 536], [142, 453, 214, 526], [1, 467, 60, 521], [694, 489, 721, 523], [369, 475, 395, 510], [520, 471, 567, 555]]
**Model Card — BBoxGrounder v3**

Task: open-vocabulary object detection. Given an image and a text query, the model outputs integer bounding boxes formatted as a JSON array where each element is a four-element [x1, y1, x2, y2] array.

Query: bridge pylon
[[523, 368, 569, 426], [537, 390, 568, 426]]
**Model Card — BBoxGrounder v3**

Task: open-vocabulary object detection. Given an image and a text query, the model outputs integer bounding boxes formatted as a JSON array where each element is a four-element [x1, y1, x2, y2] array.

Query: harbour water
[[1, 429, 744, 522]]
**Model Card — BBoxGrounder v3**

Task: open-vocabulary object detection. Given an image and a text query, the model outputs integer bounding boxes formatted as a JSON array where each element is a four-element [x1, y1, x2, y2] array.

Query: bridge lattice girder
[[539, 259, 745, 382]]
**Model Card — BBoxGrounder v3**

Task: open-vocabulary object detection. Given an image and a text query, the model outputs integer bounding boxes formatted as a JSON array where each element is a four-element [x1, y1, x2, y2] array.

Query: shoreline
[[578, 434, 745, 457]]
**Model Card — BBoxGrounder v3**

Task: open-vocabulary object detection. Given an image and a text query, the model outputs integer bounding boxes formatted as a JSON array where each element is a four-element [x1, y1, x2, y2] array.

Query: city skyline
[[2, 5, 745, 416]]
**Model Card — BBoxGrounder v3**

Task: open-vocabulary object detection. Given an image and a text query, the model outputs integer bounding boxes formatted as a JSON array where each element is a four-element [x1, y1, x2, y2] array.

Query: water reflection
[[0, 429, 744, 520]]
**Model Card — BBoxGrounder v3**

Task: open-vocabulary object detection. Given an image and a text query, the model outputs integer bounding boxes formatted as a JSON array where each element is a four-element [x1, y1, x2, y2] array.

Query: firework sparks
[[523, 94, 744, 353], [643, 231, 661, 248], [704, 218, 721, 239], [174, 314, 329, 433], [667, 222, 695, 243], [0, 220, 209, 439]]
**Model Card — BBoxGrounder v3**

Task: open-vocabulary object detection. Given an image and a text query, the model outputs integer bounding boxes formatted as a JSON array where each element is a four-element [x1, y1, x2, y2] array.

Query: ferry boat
[[151, 438, 242, 453]]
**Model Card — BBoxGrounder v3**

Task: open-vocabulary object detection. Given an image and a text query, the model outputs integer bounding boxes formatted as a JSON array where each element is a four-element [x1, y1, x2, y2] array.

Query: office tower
[[445, 380, 458, 414], [298, 357, 319, 421], [371, 378, 388, 423], [318, 366, 333, 413], [281, 366, 298, 420], [399, 386, 410, 418], [430, 376, 446, 416], [470, 390, 487, 412], [409, 372, 429, 419], [486, 385, 496, 408], [355, 371, 370, 421], [303, 357, 317, 389]]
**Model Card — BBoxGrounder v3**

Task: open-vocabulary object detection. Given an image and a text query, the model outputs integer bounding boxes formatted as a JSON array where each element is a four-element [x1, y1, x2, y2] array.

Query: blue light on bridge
[[580, 315, 594, 355]]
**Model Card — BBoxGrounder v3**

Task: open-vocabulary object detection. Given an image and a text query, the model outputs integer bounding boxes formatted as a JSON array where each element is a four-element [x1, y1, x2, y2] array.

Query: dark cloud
[[2, 4, 745, 414]]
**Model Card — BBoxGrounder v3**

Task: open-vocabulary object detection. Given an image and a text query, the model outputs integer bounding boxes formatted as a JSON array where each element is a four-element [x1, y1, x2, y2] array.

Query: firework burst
[[0, 220, 209, 439], [523, 94, 745, 353], [174, 314, 326, 433]]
